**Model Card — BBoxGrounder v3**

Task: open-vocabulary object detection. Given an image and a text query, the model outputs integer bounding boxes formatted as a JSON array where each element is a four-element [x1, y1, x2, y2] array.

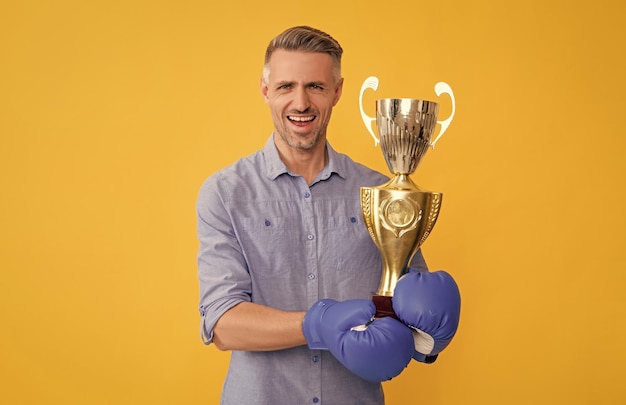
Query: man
[[197, 26, 460, 404]]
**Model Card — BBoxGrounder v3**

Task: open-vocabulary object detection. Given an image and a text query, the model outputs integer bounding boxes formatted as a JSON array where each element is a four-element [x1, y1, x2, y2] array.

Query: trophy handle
[[359, 76, 380, 146], [431, 82, 456, 148]]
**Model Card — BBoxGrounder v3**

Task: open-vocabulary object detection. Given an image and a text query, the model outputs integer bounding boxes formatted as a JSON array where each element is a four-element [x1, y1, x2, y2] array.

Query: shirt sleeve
[[409, 249, 429, 272], [196, 173, 251, 345]]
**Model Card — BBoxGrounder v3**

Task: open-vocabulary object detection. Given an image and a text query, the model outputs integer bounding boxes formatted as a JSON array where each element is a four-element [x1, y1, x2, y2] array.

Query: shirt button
[[304, 192, 311, 198], [312, 355, 319, 362], [307, 273, 316, 280], [313, 398, 319, 404], [307, 234, 314, 240], [350, 216, 357, 223]]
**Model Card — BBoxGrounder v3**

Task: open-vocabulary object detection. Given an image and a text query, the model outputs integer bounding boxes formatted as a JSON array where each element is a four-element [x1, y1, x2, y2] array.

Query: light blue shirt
[[197, 136, 428, 404]]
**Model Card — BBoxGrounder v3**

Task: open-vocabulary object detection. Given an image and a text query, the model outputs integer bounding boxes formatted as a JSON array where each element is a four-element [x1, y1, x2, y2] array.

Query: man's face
[[261, 49, 343, 152]]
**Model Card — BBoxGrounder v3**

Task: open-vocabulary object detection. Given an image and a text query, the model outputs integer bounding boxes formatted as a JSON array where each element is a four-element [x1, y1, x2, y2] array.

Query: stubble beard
[[277, 122, 324, 152]]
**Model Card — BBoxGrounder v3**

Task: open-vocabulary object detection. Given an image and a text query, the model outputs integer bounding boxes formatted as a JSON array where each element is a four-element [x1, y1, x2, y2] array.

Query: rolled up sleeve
[[196, 174, 251, 345]]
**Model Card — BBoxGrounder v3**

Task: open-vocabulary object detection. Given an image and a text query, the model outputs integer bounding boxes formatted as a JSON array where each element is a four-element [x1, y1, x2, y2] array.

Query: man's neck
[[275, 139, 328, 185]]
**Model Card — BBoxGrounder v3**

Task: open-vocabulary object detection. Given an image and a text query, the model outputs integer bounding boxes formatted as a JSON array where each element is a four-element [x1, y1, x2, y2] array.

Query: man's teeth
[[288, 116, 315, 122]]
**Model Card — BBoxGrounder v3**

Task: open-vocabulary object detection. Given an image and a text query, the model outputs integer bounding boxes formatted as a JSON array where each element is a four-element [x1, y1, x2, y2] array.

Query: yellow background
[[1, 0, 625, 404]]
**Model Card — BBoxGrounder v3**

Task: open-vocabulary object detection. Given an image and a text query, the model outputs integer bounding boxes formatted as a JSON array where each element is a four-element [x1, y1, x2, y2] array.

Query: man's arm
[[213, 302, 307, 351]]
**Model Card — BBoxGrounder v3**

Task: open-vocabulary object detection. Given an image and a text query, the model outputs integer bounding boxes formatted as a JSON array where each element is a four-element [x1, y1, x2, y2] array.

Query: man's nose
[[293, 87, 310, 112]]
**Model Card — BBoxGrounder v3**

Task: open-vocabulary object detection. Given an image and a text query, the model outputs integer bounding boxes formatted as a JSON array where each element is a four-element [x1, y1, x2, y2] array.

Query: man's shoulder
[[198, 149, 266, 195], [333, 150, 389, 185], [209, 149, 264, 179]]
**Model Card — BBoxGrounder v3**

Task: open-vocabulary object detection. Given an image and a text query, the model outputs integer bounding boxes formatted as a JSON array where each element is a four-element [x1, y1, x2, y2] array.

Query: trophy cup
[[361, 98, 443, 319]]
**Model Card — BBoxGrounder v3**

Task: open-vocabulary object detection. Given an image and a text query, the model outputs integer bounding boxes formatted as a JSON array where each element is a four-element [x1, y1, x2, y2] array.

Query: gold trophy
[[361, 98, 443, 318]]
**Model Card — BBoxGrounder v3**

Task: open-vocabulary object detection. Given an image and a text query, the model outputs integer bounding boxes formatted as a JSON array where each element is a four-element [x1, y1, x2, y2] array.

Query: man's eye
[[278, 84, 291, 90], [310, 84, 323, 90]]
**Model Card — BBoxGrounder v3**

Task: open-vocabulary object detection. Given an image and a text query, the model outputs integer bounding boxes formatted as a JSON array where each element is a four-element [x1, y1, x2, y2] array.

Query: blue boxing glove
[[303, 299, 415, 382], [392, 270, 461, 363]]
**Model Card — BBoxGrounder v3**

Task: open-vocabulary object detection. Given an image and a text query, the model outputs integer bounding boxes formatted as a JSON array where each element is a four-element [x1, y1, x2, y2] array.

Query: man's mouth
[[288, 115, 315, 123]]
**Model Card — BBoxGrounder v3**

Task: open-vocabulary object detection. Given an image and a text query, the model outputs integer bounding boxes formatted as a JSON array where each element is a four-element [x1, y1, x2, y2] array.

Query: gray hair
[[262, 26, 343, 84]]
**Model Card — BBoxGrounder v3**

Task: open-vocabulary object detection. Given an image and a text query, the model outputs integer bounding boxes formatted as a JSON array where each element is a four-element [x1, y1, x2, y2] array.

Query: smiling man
[[196, 26, 455, 404], [261, 40, 343, 184]]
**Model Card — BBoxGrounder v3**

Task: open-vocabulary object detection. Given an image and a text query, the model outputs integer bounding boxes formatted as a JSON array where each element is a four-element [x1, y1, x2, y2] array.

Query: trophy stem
[[372, 294, 399, 319]]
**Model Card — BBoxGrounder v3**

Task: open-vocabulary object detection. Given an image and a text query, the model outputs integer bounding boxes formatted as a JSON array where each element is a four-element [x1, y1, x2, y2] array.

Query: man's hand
[[302, 299, 415, 382], [392, 270, 461, 363]]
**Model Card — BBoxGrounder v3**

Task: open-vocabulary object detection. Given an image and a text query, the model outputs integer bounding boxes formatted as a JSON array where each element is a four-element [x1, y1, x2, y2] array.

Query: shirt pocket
[[239, 215, 303, 278], [314, 214, 382, 299], [320, 215, 382, 271]]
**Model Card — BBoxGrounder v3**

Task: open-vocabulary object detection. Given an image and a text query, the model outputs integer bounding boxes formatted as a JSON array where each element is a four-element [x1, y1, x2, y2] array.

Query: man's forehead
[[267, 49, 335, 80]]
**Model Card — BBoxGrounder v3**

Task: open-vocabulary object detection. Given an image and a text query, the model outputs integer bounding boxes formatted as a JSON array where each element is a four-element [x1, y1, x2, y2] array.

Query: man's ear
[[260, 76, 270, 104], [333, 78, 344, 106]]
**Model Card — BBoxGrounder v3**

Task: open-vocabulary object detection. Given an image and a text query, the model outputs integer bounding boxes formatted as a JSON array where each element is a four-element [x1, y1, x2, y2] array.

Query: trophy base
[[372, 294, 399, 320]]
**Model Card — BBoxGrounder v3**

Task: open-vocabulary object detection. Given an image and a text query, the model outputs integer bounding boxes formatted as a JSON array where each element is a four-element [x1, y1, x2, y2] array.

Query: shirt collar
[[262, 134, 347, 182]]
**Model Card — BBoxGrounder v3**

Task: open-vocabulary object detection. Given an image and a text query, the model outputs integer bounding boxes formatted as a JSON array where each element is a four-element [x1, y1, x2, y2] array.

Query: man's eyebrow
[[274, 80, 328, 87], [275, 80, 294, 87]]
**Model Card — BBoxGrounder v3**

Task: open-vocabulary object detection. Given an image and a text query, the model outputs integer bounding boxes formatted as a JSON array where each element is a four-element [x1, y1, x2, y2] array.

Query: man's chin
[[281, 131, 320, 151]]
